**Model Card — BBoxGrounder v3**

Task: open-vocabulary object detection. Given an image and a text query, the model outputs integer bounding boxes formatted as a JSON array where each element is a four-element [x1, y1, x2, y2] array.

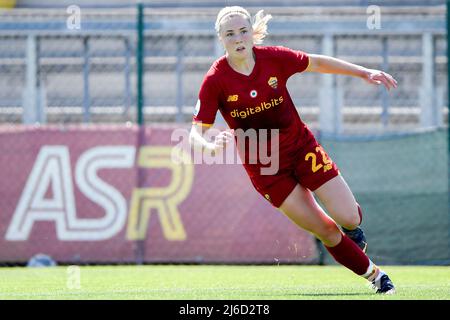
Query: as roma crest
[[268, 76, 278, 89]]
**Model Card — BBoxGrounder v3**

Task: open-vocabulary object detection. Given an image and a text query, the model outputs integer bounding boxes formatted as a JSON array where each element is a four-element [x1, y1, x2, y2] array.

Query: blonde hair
[[215, 6, 272, 45]]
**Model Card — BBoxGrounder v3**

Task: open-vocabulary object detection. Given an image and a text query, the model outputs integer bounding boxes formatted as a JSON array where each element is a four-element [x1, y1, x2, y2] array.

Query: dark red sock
[[325, 233, 370, 275], [357, 203, 363, 225]]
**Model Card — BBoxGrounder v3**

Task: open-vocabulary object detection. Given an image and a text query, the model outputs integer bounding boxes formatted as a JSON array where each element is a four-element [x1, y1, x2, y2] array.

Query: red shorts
[[249, 138, 340, 208]]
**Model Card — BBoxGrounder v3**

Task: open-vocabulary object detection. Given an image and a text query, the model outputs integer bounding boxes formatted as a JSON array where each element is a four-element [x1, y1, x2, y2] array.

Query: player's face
[[219, 15, 254, 60]]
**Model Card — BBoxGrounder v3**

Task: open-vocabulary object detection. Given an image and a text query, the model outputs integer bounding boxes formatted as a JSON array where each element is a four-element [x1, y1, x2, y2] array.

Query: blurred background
[[0, 1, 448, 267]]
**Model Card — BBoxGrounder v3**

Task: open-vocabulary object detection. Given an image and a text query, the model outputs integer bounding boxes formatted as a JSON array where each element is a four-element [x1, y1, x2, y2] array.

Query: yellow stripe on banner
[[126, 146, 194, 241]]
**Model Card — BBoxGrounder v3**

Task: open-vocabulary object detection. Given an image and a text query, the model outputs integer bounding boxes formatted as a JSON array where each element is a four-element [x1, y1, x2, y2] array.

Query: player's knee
[[339, 205, 362, 229]]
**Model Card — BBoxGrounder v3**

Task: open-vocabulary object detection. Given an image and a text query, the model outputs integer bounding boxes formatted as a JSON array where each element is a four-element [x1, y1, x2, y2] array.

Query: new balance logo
[[227, 95, 238, 102]]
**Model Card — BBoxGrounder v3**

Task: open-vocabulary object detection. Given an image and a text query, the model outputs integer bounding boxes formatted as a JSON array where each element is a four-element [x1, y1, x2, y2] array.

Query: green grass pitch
[[0, 265, 449, 300]]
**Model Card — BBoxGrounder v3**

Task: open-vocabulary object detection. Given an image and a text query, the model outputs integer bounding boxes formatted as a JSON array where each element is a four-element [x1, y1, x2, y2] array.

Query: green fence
[[320, 129, 449, 265]]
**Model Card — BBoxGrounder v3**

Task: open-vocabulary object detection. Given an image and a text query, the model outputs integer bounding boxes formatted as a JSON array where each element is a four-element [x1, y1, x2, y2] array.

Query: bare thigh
[[279, 184, 342, 247], [313, 175, 360, 229]]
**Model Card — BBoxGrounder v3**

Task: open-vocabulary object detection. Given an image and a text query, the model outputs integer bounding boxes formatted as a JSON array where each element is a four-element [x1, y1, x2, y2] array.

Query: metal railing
[[0, 6, 446, 133]]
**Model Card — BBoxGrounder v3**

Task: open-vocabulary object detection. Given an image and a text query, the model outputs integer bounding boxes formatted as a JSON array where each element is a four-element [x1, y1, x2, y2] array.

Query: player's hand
[[363, 69, 398, 91], [211, 130, 234, 151]]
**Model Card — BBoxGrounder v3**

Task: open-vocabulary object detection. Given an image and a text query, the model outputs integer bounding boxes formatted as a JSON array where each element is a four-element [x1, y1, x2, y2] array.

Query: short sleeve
[[275, 46, 310, 79], [192, 73, 221, 127]]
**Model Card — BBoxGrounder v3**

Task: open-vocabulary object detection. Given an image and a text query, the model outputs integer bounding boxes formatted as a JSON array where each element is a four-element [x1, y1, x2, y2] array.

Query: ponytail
[[252, 10, 272, 45]]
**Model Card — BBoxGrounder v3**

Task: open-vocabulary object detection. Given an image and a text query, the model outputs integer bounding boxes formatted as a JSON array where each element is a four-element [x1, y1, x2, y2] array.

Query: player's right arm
[[189, 71, 233, 153]]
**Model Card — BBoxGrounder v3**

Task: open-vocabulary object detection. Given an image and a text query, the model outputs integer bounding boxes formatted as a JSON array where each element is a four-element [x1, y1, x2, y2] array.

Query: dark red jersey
[[193, 45, 316, 176]]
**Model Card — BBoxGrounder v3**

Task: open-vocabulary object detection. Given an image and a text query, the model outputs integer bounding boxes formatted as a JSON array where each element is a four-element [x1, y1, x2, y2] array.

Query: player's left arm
[[305, 54, 398, 91]]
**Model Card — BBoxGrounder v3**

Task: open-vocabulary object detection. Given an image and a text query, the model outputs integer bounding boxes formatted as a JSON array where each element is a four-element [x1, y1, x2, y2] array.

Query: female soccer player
[[189, 6, 397, 294]]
